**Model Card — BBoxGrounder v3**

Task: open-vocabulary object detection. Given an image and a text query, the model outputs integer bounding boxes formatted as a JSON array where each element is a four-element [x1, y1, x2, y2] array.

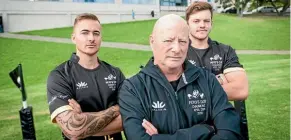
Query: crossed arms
[[55, 99, 122, 139], [119, 75, 242, 140]]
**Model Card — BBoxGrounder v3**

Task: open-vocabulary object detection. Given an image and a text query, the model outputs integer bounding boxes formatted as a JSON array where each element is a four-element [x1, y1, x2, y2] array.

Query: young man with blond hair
[[47, 13, 124, 140]]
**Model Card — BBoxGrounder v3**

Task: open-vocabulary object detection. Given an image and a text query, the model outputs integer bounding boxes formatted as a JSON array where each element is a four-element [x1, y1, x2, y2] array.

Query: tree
[[215, 0, 251, 17], [250, 0, 290, 16], [271, 0, 290, 16]]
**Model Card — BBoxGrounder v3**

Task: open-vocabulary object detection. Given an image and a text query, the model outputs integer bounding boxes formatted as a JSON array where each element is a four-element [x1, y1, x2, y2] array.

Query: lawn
[[0, 38, 290, 139], [16, 14, 290, 50]]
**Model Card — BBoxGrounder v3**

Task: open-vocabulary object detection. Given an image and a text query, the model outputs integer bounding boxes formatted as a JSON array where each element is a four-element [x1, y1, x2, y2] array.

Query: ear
[[149, 34, 154, 51], [71, 33, 76, 44], [209, 20, 213, 32]]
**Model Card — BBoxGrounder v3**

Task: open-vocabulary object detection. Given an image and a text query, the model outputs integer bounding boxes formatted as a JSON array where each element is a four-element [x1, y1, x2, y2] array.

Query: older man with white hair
[[118, 14, 242, 140]]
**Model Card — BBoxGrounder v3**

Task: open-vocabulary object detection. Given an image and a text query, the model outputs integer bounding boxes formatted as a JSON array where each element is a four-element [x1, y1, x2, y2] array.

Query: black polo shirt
[[187, 38, 243, 75], [47, 53, 125, 140]]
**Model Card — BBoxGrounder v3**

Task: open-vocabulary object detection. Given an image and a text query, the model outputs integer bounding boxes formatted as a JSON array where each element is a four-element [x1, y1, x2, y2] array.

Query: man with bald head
[[119, 14, 242, 140]]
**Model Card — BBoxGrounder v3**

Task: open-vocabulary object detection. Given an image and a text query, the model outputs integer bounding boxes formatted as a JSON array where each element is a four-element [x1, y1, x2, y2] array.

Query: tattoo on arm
[[56, 106, 120, 139]]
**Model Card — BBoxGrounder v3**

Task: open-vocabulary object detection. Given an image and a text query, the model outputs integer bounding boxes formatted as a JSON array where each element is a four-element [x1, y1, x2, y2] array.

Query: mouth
[[168, 57, 182, 60], [197, 30, 207, 32], [86, 45, 97, 47]]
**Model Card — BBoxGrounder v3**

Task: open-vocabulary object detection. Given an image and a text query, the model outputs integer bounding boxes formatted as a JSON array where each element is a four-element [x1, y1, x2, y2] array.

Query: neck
[[158, 64, 184, 82], [190, 35, 209, 49], [76, 51, 99, 69]]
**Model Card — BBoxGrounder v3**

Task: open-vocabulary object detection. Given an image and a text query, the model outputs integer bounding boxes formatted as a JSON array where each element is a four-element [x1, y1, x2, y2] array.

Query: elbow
[[238, 89, 249, 100], [239, 83, 249, 100], [232, 81, 249, 101], [57, 113, 86, 139], [240, 76, 249, 100], [62, 129, 85, 139], [228, 88, 249, 101]]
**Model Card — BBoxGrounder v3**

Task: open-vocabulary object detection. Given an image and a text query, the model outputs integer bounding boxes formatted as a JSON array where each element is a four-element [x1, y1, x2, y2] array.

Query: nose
[[171, 41, 181, 53], [88, 33, 95, 42], [199, 21, 206, 28]]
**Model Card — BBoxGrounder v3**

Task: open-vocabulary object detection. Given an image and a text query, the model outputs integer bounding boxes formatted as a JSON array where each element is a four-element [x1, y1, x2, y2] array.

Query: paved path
[[0, 33, 289, 55]]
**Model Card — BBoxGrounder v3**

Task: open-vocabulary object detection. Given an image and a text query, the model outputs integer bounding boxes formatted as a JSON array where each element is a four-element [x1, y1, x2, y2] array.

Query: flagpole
[[9, 64, 36, 140], [17, 64, 28, 109]]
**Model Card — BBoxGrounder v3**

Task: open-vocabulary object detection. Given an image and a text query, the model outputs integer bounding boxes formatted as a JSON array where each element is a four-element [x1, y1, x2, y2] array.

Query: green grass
[[0, 38, 152, 89], [17, 19, 156, 46], [238, 54, 290, 140], [0, 38, 289, 139], [17, 14, 290, 50], [211, 14, 290, 50]]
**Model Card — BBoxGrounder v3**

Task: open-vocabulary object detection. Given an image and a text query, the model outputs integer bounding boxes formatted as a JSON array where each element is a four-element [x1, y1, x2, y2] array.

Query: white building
[[0, 0, 219, 32], [0, 0, 160, 32]]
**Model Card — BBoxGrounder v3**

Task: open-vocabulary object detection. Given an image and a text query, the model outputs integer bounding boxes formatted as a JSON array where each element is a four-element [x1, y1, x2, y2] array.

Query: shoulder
[[121, 71, 145, 91], [186, 61, 214, 78], [198, 67, 215, 80], [126, 72, 144, 84], [47, 60, 74, 85], [48, 61, 71, 78], [99, 60, 123, 74], [210, 39, 234, 53]]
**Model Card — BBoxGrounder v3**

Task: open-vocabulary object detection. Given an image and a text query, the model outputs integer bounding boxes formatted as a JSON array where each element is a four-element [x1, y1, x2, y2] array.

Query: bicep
[[224, 70, 249, 100], [224, 70, 247, 83], [47, 71, 73, 122], [223, 47, 243, 70]]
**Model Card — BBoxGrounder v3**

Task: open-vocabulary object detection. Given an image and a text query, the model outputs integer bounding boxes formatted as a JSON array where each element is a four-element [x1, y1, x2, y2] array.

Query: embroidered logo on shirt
[[188, 90, 206, 115], [210, 54, 223, 71], [104, 74, 117, 91], [188, 90, 204, 99], [48, 96, 57, 105], [210, 54, 222, 61], [48, 95, 69, 105], [152, 101, 166, 111], [188, 60, 197, 66], [76, 81, 88, 89], [104, 74, 116, 81]]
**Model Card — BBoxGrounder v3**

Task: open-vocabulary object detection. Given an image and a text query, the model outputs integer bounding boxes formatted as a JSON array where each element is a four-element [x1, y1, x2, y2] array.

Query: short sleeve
[[223, 47, 244, 74], [47, 70, 73, 123]]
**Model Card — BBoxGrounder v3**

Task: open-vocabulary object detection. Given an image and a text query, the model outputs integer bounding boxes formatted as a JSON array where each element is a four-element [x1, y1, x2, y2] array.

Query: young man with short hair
[[47, 13, 124, 140]]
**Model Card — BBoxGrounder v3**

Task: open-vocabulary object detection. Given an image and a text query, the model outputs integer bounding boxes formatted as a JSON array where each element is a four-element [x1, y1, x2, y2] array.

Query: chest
[[144, 81, 211, 134], [187, 50, 226, 75], [70, 68, 118, 111]]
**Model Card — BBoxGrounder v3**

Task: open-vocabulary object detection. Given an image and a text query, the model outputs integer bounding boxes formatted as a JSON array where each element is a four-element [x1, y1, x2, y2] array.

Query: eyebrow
[[192, 18, 211, 20], [80, 29, 100, 33], [165, 37, 175, 40]]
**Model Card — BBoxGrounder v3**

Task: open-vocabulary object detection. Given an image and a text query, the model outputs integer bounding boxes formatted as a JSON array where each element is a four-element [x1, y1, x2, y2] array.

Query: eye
[[179, 40, 187, 44], [81, 32, 89, 35], [93, 32, 100, 36], [164, 40, 173, 42], [204, 20, 211, 23], [193, 20, 199, 23]]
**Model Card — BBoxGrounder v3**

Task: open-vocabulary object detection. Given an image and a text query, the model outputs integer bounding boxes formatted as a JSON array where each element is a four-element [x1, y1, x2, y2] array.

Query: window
[[73, 0, 114, 3], [10, 0, 64, 1], [160, 0, 187, 6], [122, 0, 156, 5]]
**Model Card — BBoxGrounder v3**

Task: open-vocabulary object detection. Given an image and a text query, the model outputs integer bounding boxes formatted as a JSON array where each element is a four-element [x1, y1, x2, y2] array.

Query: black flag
[[9, 64, 27, 103], [9, 64, 36, 140]]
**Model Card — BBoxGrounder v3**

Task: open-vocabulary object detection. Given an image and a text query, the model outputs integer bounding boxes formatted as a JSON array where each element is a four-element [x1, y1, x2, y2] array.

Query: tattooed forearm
[[56, 105, 120, 139]]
